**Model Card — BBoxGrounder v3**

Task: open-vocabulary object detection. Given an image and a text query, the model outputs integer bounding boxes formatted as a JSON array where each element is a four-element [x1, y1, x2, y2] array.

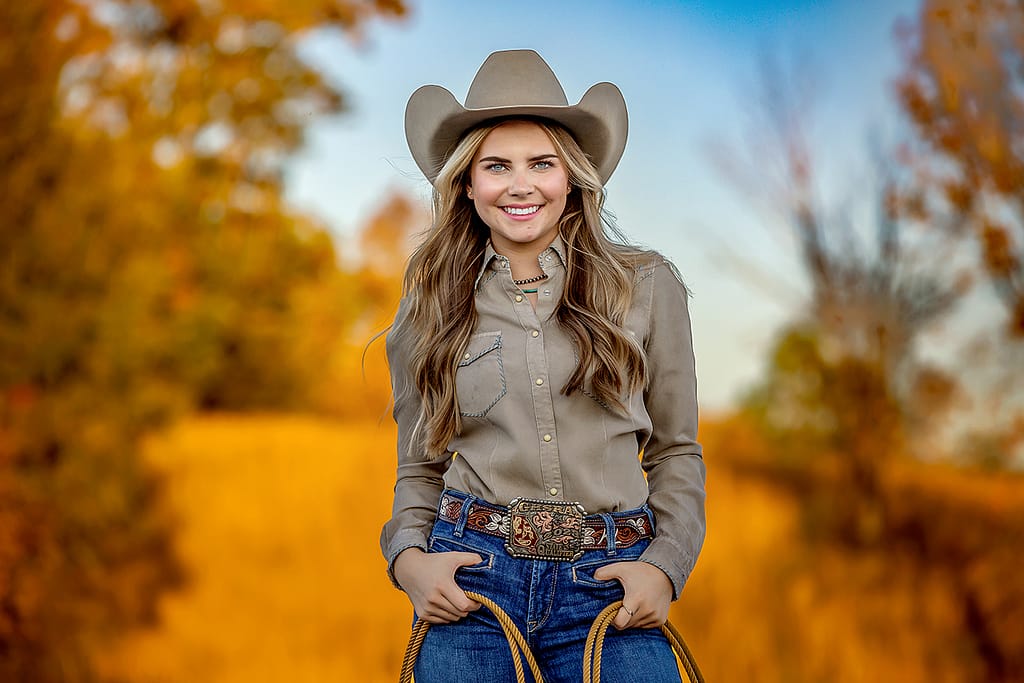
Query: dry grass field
[[96, 414, 1019, 682], [98, 415, 411, 683]]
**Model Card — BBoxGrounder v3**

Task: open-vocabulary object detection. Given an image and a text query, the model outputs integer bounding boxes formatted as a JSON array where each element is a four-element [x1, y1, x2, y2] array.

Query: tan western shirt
[[380, 236, 706, 598]]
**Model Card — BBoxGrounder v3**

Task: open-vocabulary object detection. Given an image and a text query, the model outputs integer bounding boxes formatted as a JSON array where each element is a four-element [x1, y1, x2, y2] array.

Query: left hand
[[592, 561, 673, 630]]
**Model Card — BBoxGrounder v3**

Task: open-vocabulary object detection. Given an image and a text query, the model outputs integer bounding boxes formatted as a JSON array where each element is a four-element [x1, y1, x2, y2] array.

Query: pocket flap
[[459, 332, 502, 366]]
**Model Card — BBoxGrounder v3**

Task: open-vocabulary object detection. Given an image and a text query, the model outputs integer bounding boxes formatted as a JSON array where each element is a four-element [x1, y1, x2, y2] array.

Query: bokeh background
[[2, 0, 1023, 681]]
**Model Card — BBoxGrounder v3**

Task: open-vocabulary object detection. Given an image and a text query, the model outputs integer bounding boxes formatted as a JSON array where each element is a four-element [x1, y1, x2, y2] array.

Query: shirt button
[[543, 289, 550, 296], [531, 330, 539, 337], [543, 434, 552, 442], [515, 294, 523, 302], [535, 378, 544, 386], [464, 352, 471, 360], [549, 488, 558, 496]]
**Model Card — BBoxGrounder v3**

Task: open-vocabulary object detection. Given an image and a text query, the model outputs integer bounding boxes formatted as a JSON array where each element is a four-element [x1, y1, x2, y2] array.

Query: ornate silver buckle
[[504, 497, 586, 562]]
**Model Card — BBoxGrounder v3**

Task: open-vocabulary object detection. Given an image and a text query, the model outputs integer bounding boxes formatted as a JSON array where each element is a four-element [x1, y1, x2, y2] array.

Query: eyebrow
[[478, 154, 559, 164]]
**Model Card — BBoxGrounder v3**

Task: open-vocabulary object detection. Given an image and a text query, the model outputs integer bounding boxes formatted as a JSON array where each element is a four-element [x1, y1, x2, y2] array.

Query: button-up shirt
[[380, 236, 706, 597]]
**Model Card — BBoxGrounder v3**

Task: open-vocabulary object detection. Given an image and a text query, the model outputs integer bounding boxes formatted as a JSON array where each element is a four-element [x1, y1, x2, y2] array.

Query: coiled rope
[[400, 594, 704, 683]]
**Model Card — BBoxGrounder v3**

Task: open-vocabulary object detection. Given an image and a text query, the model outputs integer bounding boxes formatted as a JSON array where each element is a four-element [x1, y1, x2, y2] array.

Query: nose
[[508, 169, 533, 196]]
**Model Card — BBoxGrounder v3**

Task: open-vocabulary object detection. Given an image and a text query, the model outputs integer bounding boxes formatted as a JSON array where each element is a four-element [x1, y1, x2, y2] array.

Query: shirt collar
[[474, 235, 567, 290], [545, 235, 568, 267]]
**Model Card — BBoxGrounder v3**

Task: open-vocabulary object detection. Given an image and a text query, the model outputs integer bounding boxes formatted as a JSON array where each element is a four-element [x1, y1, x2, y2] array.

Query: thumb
[[592, 565, 620, 582], [612, 605, 632, 631]]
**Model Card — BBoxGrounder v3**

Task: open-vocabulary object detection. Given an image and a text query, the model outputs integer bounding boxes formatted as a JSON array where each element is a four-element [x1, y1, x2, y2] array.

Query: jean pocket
[[571, 542, 649, 588], [428, 535, 495, 573], [572, 559, 628, 588], [455, 331, 506, 417]]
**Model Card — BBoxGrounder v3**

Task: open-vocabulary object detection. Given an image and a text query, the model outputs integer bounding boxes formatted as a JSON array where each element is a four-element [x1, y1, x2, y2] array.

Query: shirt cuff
[[639, 536, 695, 600], [384, 528, 430, 590]]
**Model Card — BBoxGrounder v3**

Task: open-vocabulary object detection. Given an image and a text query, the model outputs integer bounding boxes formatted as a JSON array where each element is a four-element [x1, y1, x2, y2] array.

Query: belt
[[437, 492, 654, 562]]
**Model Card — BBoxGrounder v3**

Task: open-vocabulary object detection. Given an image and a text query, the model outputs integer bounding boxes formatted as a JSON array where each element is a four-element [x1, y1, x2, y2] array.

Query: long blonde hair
[[398, 118, 657, 458]]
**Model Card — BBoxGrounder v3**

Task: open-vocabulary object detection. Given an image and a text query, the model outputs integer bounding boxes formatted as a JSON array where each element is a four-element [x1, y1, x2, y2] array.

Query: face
[[467, 120, 570, 254]]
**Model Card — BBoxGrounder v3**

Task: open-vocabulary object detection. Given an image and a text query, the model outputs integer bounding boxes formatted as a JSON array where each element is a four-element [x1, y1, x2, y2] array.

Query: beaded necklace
[[512, 273, 548, 286]]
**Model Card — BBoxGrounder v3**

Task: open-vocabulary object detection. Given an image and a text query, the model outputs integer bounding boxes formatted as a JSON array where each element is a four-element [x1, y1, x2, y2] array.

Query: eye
[[533, 160, 552, 170], [485, 162, 507, 172]]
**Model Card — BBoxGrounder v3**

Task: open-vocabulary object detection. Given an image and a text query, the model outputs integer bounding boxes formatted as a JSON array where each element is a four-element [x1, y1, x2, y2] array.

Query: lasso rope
[[583, 600, 704, 683], [400, 595, 704, 683], [399, 591, 545, 683]]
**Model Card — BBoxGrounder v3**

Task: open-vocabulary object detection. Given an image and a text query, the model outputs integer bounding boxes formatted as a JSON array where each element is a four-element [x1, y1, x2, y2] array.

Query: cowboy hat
[[405, 49, 628, 186]]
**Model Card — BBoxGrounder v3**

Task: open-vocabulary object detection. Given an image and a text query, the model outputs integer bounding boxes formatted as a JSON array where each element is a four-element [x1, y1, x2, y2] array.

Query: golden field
[[97, 415, 410, 683], [92, 414, 1022, 682]]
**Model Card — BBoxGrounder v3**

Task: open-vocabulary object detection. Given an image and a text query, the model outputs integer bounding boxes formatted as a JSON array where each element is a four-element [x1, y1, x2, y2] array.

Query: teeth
[[503, 206, 540, 216]]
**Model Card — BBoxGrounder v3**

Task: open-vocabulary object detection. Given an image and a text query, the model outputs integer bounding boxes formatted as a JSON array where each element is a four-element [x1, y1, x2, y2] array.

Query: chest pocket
[[456, 331, 506, 417]]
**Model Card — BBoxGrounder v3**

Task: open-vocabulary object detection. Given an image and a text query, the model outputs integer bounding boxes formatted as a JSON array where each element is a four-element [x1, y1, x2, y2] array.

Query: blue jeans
[[413, 490, 682, 683]]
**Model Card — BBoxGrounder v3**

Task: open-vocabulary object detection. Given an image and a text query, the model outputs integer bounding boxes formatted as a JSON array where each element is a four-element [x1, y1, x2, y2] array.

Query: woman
[[381, 50, 705, 682]]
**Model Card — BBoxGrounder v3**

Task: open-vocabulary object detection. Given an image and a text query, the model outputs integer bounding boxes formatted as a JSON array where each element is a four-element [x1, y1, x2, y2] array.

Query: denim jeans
[[413, 490, 682, 683]]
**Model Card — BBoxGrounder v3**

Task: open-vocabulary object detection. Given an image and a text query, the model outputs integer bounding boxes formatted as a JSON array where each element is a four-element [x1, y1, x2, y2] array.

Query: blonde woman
[[381, 50, 705, 682]]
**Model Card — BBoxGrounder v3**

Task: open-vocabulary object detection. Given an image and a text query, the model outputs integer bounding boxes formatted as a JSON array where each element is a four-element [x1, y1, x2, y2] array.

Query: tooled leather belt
[[437, 491, 654, 562]]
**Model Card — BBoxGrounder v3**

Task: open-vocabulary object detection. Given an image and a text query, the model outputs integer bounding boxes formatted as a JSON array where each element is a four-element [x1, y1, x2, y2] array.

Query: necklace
[[512, 273, 549, 286]]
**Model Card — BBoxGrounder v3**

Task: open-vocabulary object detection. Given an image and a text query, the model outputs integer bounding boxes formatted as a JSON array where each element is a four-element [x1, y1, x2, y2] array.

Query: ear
[[466, 185, 474, 199]]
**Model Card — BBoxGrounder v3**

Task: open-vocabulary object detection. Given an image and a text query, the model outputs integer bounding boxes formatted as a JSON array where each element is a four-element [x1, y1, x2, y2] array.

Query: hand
[[393, 547, 483, 624], [592, 561, 673, 630]]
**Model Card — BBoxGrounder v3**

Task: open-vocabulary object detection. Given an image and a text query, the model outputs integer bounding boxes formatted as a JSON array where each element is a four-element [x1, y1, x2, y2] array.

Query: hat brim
[[406, 82, 628, 186]]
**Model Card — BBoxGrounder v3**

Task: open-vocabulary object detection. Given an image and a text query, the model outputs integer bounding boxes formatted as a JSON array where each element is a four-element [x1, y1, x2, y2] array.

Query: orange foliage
[[0, 0, 406, 679], [702, 413, 1024, 682], [895, 0, 1024, 336], [317, 193, 423, 419], [724, 82, 1024, 664]]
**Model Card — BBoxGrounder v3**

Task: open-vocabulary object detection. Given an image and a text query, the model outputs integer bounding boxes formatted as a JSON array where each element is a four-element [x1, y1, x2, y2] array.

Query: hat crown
[[464, 49, 569, 109]]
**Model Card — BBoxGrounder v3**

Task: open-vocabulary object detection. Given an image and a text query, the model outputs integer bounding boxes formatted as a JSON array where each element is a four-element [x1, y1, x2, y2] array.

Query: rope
[[582, 601, 704, 683], [399, 591, 545, 683], [400, 596, 704, 683]]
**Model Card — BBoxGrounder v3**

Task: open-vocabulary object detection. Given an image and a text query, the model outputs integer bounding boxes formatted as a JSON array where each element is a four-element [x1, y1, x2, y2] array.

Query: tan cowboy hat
[[405, 49, 628, 186]]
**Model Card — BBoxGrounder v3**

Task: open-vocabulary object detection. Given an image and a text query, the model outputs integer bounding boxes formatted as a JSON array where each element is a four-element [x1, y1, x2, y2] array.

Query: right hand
[[393, 547, 483, 624]]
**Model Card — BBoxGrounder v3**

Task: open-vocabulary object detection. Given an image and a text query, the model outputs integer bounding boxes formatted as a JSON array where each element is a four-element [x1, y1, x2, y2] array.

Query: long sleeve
[[638, 262, 707, 599], [379, 296, 451, 588]]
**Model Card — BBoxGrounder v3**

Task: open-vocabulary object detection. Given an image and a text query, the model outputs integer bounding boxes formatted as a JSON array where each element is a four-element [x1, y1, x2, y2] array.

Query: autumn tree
[[714, 44, 1024, 681], [713, 55, 962, 536], [896, 0, 1024, 338], [0, 1, 404, 680], [308, 191, 422, 417]]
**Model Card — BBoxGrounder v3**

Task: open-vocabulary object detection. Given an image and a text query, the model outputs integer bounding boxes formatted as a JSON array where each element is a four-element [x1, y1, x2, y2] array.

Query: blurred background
[[2, 0, 1022, 681]]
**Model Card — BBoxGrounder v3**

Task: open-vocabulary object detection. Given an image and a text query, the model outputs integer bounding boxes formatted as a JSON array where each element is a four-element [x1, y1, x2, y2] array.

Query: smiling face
[[467, 120, 571, 255]]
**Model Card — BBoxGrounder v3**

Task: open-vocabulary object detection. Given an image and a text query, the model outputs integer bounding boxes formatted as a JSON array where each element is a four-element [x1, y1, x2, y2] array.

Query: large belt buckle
[[504, 497, 586, 562]]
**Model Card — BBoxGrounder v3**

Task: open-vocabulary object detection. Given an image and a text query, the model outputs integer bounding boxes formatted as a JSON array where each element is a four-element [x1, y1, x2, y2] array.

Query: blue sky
[[284, 0, 922, 411]]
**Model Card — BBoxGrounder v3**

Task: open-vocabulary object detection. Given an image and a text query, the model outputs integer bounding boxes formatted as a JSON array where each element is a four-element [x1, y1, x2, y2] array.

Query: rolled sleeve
[[379, 297, 451, 588], [638, 262, 707, 599]]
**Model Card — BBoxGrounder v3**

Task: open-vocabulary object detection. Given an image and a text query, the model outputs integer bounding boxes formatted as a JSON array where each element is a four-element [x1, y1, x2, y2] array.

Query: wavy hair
[[397, 118, 657, 458]]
